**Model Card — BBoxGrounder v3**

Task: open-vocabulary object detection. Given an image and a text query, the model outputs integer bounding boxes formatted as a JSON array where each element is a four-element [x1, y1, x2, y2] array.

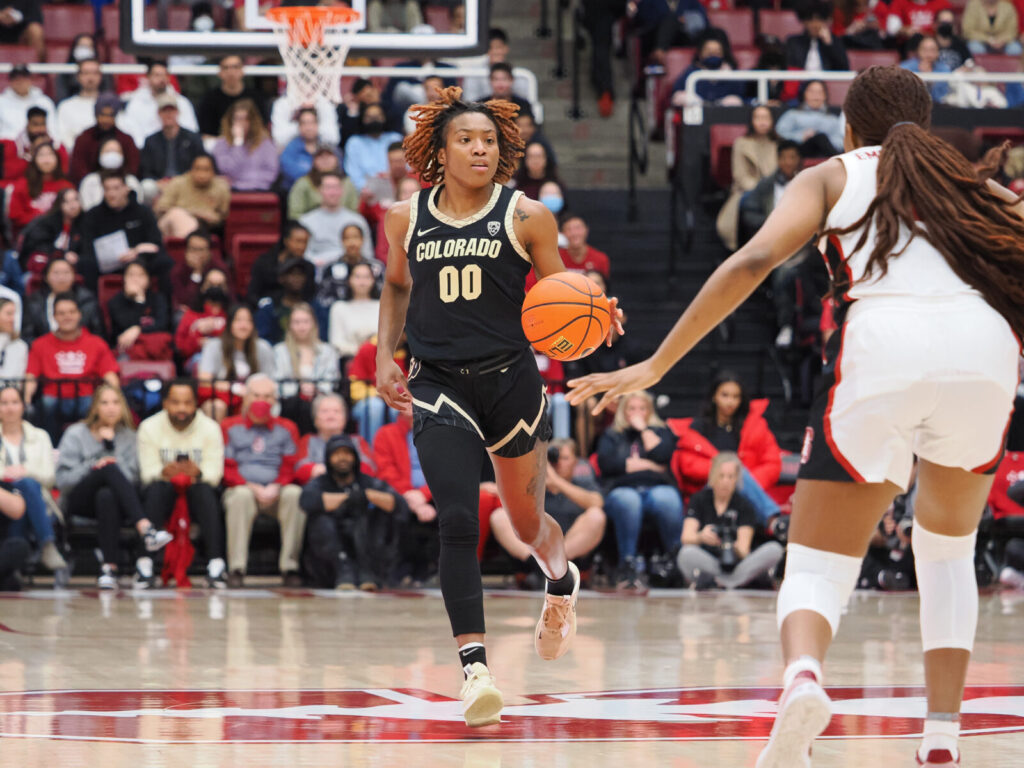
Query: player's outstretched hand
[[605, 296, 624, 346], [567, 359, 662, 415], [377, 360, 413, 416]]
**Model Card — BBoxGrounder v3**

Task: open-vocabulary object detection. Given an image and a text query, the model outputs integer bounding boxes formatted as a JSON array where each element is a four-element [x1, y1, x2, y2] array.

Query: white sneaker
[[775, 325, 794, 348], [460, 662, 503, 727], [535, 561, 580, 660], [133, 556, 156, 590], [143, 527, 174, 552], [97, 565, 118, 590], [207, 558, 227, 590], [999, 566, 1024, 590], [755, 670, 832, 768]]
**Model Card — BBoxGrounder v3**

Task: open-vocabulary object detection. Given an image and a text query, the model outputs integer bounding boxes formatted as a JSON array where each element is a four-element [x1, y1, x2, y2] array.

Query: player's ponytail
[[826, 66, 1024, 338]]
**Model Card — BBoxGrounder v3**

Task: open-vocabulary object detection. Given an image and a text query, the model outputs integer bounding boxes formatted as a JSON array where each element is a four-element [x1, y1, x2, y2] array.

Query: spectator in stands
[[107, 262, 171, 358], [287, 146, 355, 221], [886, 0, 952, 37], [0, 386, 65, 573], [78, 137, 144, 211], [367, 0, 423, 31], [211, 99, 279, 192], [0, 300, 26, 381], [0, 0, 42, 60], [672, 371, 782, 525], [295, 393, 376, 486], [786, 1, 850, 72], [597, 390, 683, 590], [360, 142, 410, 227], [833, 0, 886, 50], [222, 373, 305, 588], [558, 214, 612, 279], [512, 140, 565, 201], [170, 230, 229, 312], [198, 303, 274, 422], [343, 103, 404, 191], [483, 62, 533, 117], [1008, 50, 1024, 106], [339, 78, 393, 144], [963, 0, 1023, 54], [677, 452, 785, 589], [247, 222, 316, 306], [118, 62, 200, 148], [716, 106, 779, 252], [272, 302, 340, 435], [8, 141, 72, 235], [537, 181, 565, 219], [55, 34, 110, 104], [348, 333, 407, 444], [299, 172, 375, 277], [315, 225, 385, 309], [329, 262, 381, 360], [900, 35, 953, 101], [278, 107, 340, 191], [197, 55, 269, 138], [0, 479, 28, 590], [271, 94, 340, 148], [300, 432, 402, 590], [138, 93, 205, 203], [69, 94, 140, 185], [458, 28, 529, 102], [2, 106, 66, 183], [175, 273, 229, 372], [631, 0, 709, 65], [374, 175, 420, 261], [514, 111, 556, 164], [154, 154, 231, 239], [21, 258, 103, 344], [19, 189, 82, 275], [55, 383, 173, 589], [775, 80, 844, 157], [670, 37, 747, 109], [137, 379, 227, 589], [402, 75, 445, 134], [935, 9, 975, 70], [739, 140, 804, 247], [25, 293, 119, 438], [581, 0, 628, 117], [79, 170, 172, 295], [255, 260, 328, 346], [56, 59, 103, 153], [0, 66, 56, 142]]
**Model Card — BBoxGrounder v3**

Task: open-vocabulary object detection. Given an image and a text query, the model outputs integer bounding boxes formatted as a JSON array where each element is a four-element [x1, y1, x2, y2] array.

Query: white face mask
[[193, 15, 215, 33], [99, 152, 124, 170], [73, 46, 95, 62]]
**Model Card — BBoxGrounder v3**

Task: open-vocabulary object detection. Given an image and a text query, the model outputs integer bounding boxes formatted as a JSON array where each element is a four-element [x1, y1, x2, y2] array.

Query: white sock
[[918, 716, 959, 761], [208, 558, 226, 578], [783, 655, 824, 689]]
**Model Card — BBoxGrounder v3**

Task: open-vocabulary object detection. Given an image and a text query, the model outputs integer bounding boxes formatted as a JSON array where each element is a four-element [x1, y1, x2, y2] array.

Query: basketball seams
[[543, 276, 603, 297], [522, 300, 611, 316], [524, 314, 599, 344]]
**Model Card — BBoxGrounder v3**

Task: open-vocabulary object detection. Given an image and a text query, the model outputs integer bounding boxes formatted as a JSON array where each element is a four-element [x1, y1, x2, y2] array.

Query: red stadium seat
[[231, 233, 279, 297], [223, 193, 281, 257], [733, 46, 761, 70], [46, 45, 71, 65], [42, 4, 97, 45], [707, 10, 755, 48], [655, 47, 695, 122], [97, 274, 125, 332], [120, 360, 177, 383], [0, 45, 41, 65], [826, 79, 852, 107], [424, 5, 453, 32], [847, 50, 900, 70], [972, 53, 1019, 72], [709, 123, 749, 189], [757, 10, 803, 39], [167, 5, 193, 31], [102, 2, 158, 40], [973, 126, 1024, 146]]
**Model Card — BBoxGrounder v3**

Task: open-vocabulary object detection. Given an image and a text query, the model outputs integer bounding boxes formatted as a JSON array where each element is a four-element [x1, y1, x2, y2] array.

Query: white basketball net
[[268, 11, 360, 107]]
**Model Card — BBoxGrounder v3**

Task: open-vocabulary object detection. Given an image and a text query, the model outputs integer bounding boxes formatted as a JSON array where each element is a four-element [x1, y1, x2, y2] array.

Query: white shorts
[[799, 295, 1020, 490]]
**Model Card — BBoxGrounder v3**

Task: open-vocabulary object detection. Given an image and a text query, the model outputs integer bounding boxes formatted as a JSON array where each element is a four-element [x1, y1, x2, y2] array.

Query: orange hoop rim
[[266, 6, 362, 46]]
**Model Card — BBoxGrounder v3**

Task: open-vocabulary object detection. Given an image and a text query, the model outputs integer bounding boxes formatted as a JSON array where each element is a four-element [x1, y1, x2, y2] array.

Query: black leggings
[[414, 425, 487, 637], [67, 464, 148, 565], [0, 536, 30, 588], [143, 481, 223, 560]]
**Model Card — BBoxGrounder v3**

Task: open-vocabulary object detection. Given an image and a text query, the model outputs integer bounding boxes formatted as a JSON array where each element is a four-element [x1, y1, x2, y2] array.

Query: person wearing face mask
[[299, 433, 403, 590], [670, 37, 747, 108], [934, 9, 974, 70], [537, 180, 565, 218], [68, 94, 140, 185], [175, 270, 229, 373], [78, 137, 144, 211], [342, 102, 403, 191]]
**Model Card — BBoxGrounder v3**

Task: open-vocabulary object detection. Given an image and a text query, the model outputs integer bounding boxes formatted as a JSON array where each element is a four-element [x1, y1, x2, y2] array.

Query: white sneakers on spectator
[[775, 325, 794, 348], [133, 556, 155, 590], [97, 564, 118, 590], [999, 566, 1024, 590], [143, 526, 173, 552], [40, 541, 67, 571], [207, 558, 227, 590]]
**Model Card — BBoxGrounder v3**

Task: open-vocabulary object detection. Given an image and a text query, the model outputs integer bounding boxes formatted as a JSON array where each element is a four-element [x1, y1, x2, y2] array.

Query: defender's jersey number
[[439, 264, 482, 303]]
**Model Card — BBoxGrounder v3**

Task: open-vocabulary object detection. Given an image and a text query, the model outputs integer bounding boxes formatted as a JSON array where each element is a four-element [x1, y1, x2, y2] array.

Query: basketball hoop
[[266, 5, 362, 107]]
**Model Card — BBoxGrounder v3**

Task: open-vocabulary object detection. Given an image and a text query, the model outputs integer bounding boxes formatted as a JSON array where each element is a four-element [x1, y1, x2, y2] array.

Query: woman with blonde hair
[[211, 98, 279, 191], [272, 302, 340, 434], [197, 304, 274, 421], [595, 390, 684, 590], [55, 383, 172, 589], [678, 451, 784, 589]]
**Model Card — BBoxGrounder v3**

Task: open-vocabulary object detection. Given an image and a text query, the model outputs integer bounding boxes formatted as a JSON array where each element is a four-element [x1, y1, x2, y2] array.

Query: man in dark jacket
[[68, 93, 139, 184], [785, 1, 849, 72], [299, 434, 404, 590], [78, 170, 172, 296], [138, 93, 204, 198]]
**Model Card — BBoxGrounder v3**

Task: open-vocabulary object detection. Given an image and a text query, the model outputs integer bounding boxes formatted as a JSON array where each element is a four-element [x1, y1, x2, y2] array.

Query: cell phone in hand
[[176, 453, 189, 463]]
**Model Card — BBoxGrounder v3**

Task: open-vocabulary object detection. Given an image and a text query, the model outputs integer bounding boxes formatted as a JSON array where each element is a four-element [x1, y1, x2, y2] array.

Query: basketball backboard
[[119, 0, 488, 58]]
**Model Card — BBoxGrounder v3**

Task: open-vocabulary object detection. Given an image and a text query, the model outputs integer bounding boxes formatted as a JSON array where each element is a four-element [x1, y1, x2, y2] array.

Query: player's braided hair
[[403, 86, 525, 185], [826, 65, 1024, 337]]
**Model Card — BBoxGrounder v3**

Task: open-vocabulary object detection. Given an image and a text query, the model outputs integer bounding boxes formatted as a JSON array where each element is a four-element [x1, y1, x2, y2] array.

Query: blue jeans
[[40, 395, 92, 442], [605, 484, 684, 560], [549, 392, 570, 440], [6, 478, 56, 545], [352, 396, 398, 444], [738, 466, 780, 526]]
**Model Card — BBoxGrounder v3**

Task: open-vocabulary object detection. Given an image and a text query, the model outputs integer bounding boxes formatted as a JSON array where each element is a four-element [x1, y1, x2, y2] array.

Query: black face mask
[[201, 286, 228, 306], [936, 23, 954, 37], [363, 120, 386, 136]]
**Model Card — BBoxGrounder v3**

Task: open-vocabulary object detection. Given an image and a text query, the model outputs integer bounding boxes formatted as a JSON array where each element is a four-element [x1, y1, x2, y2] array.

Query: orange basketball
[[521, 272, 611, 361]]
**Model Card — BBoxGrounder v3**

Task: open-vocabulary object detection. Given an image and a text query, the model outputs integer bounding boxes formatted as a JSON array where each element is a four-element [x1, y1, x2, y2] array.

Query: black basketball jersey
[[403, 183, 533, 361]]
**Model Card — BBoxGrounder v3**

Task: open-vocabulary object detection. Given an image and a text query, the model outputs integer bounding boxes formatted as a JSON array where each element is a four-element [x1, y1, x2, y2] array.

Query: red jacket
[[2, 137, 69, 182], [372, 418, 432, 501], [174, 306, 226, 359], [669, 398, 782, 498], [8, 177, 74, 228], [221, 413, 300, 487]]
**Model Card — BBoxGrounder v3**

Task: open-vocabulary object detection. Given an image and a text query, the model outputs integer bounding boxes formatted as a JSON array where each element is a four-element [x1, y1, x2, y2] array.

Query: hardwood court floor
[[0, 586, 1023, 767]]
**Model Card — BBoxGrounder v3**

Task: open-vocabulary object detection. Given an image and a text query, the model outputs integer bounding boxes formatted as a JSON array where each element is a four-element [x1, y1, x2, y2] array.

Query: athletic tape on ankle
[[913, 522, 978, 652], [777, 543, 862, 637]]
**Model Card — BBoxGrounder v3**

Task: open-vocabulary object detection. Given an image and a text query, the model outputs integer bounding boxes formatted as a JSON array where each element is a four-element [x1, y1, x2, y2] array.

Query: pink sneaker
[[755, 670, 832, 768], [916, 749, 960, 766]]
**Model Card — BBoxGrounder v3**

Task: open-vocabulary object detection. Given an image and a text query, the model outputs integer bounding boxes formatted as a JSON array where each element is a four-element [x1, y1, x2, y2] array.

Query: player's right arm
[[376, 200, 414, 415]]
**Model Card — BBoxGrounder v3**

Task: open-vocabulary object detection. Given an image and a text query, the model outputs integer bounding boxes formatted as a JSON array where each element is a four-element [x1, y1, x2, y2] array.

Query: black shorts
[[408, 349, 552, 459]]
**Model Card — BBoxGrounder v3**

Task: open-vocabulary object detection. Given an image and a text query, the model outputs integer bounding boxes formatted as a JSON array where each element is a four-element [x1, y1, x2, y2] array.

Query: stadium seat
[[102, 2, 158, 41], [654, 47, 695, 121], [223, 193, 281, 258], [97, 274, 125, 332], [424, 5, 452, 32], [231, 233, 279, 297], [120, 359, 177, 383], [732, 47, 761, 70], [42, 4, 97, 45], [973, 126, 1024, 147], [826, 79, 852, 107], [709, 123, 749, 189], [757, 10, 803, 40], [0, 45, 41, 65], [847, 50, 900, 70], [973, 53, 1019, 73], [707, 10, 755, 48], [167, 5, 193, 31], [45, 45, 71, 65]]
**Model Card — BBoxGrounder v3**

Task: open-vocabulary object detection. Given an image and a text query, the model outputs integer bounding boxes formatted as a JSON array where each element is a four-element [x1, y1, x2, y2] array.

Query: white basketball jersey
[[821, 146, 982, 301]]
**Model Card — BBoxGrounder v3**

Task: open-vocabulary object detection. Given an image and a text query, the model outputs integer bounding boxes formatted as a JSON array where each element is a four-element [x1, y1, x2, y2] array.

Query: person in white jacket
[[0, 66, 57, 141], [117, 62, 199, 148], [55, 58, 102, 153]]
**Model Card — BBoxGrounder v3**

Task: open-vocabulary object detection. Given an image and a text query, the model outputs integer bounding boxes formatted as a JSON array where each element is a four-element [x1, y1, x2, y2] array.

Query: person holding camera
[[677, 452, 784, 589], [299, 433, 403, 590]]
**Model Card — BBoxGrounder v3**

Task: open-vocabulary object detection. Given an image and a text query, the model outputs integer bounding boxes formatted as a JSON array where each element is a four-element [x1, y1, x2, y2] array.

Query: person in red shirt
[[348, 333, 408, 444], [175, 271, 229, 373], [558, 214, 611, 277], [887, 0, 952, 36], [8, 141, 73, 234], [24, 293, 120, 440], [1, 107, 68, 182]]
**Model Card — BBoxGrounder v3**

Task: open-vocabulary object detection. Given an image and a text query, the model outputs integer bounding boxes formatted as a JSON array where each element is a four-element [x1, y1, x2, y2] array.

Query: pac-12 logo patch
[[801, 427, 815, 464], [549, 336, 574, 355], [487, 221, 501, 236]]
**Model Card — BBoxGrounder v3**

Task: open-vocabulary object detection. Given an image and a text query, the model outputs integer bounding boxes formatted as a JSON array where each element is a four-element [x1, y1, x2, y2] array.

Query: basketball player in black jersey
[[375, 87, 621, 727]]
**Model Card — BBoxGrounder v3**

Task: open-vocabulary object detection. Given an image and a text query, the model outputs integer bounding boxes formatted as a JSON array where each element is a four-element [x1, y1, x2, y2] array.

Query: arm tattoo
[[515, 207, 530, 222]]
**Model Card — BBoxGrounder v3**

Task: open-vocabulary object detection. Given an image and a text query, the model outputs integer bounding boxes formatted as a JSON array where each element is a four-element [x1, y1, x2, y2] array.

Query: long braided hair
[[828, 65, 1024, 337], [403, 86, 525, 185]]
